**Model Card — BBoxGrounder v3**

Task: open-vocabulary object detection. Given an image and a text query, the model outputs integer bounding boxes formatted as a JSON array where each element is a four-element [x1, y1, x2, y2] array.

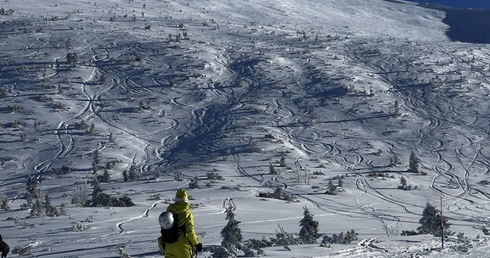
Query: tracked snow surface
[[1, 0, 490, 257]]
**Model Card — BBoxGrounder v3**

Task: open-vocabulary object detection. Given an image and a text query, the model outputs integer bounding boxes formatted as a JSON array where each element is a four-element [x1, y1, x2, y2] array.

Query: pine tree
[[90, 177, 104, 206], [400, 176, 407, 189], [122, 170, 128, 182], [394, 100, 401, 116], [338, 178, 344, 187], [417, 202, 450, 236], [325, 180, 337, 195], [26, 176, 41, 206], [26, 176, 39, 197], [44, 193, 60, 217], [44, 194, 52, 213], [92, 148, 100, 174], [269, 163, 278, 174], [390, 152, 400, 167], [128, 165, 138, 181], [409, 150, 419, 174], [88, 123, 96, 135], [30, 198, 44, 217], [101, 169, 110, 183], [299, 206, 320, 244], [221, 206, 242, 256], [279, 154, 287, 167]]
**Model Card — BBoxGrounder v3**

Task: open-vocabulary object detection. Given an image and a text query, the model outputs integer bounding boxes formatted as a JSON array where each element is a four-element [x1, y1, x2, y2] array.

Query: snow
[[1, 0, 490, 257]]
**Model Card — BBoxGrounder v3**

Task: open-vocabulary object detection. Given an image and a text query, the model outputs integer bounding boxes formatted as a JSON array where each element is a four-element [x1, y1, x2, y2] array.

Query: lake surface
[[406, 0, 490, 9]]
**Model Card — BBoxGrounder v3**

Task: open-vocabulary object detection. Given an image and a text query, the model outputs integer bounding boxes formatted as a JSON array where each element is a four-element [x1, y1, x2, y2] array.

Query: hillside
[[1, 0, 490, 257]]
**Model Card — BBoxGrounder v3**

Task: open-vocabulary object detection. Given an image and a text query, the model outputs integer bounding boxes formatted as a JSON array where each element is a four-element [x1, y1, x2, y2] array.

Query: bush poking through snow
[[243, 238, 269, 256], [206, 245, 232, 258], [401, 230, 419, 236], [66, 52, 78, 64], [207, 171, 224, 180], [398, 176, 415, 190], [87, 177, 134, 207], [0, 7, 14, 15], [274, 224, 300, 246], [321, 230, 359, 245], [12, 245, 31, 256], [0, 193, 9, 211], [482, 227, 490, 235], [242, 244, 265, 257], [189, 175, 200, 188], [72, 222, 88, 232], [118, 246, 131, 258], [258, 187, 295, 202]]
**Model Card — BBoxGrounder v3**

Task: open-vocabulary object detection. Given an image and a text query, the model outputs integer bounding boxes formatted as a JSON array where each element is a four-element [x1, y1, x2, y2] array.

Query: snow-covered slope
[[1, 0, 490, 257]]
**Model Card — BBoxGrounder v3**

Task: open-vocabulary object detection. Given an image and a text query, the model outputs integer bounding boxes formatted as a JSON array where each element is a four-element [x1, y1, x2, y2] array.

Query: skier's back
[[158, 189, 202, 257]]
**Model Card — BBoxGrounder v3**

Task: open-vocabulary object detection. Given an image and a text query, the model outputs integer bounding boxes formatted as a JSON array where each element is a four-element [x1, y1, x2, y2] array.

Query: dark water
[[443, 8, 490, 43], [406, 0, 490, 9], [402, 0, 490, 43]]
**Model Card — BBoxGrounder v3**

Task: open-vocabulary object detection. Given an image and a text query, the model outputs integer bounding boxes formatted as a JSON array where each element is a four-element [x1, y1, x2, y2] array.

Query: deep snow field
[[1, 0, 490, 257]]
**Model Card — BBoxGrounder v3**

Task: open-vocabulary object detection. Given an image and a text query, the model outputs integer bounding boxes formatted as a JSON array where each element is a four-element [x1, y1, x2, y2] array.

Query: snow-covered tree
[[269, 163, 278, 174], [279, 154, 287, 167], [26, 176, 41, 205], [275, 224, 299, 246], [0, 193, 10, 211], [417, 202, 450, 236], [482, 227, 490, 236], [30, 198, 43, 217], [321, 230, 358, 245], [92, 148, 100, 174], [273, 186, 283, 199], [299, 206, 320, 244], [394, 100, 401, 116], [100, 169, 110, 183], [325, 180, 337, 195], [44, 193, 64, 217], [409, 150, 419, 174], [72, 181, 89, 206], [399, 176, 408, 190], [337, 177, 344, 187], [221, 206, 242, 256], [122, 170, 128, 182], [189, 175, 199, 188], [128, 165, 138, 181], [90, 177, 103, 206]]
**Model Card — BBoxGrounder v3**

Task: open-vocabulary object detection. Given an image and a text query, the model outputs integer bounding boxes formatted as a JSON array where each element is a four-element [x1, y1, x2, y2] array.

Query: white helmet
[[158, 211, 174, 229]]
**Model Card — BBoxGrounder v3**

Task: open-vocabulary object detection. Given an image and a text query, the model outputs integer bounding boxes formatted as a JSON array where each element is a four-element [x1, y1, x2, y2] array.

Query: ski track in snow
[[115, 201, 161, 235]]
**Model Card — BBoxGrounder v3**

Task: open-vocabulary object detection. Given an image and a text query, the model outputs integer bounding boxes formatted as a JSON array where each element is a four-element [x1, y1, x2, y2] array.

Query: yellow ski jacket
[[158, 201, 199, 258]]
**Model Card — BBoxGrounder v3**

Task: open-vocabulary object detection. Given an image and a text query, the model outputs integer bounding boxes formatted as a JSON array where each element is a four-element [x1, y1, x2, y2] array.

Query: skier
[[158, 189, 202, 257], [0, 234, 9, 258]]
